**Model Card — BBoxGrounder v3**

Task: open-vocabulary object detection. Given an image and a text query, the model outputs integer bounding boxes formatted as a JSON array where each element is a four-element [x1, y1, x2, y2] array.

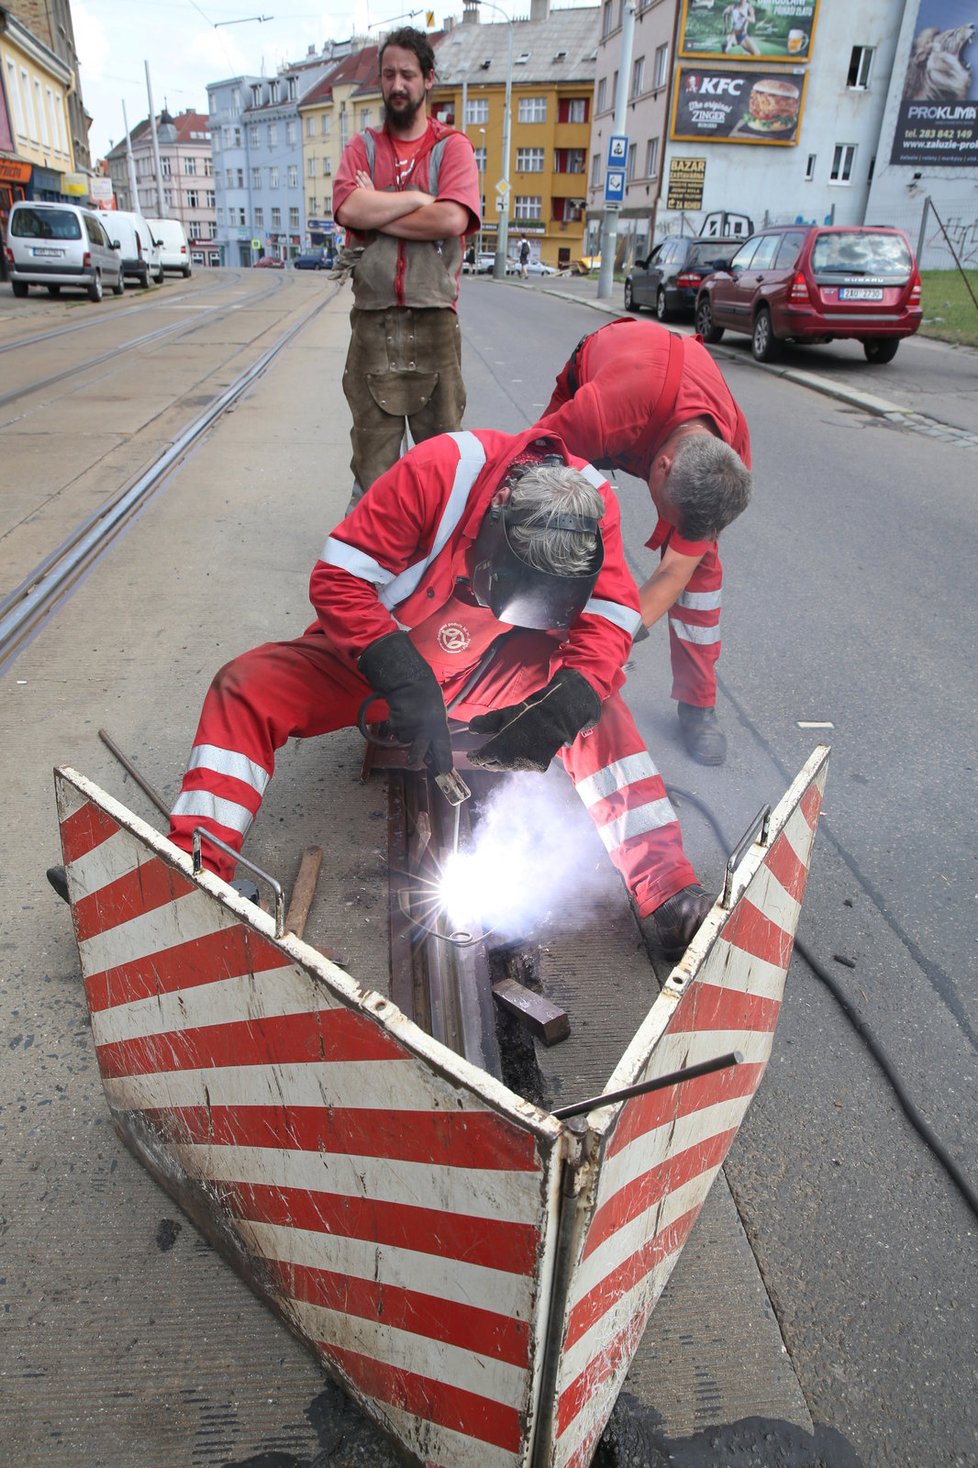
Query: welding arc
[[668, 783, 978, 1223]]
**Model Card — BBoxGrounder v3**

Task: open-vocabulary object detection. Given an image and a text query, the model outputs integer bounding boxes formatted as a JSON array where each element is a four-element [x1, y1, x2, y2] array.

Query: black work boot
[[46, 865, 70, 903], [677, 702, 727, 766], [639, 884, 715, 965]]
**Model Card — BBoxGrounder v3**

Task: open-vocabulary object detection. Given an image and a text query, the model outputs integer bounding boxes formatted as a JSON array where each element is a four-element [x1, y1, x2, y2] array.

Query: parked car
[[5, 200, 124, 301], [147, 217, 191, 277], [109, 209, 164, 287], [625, 235, 740, 320], [525, 258, 559, 276], [694, 224, 922, 364], [294, 247, 333, 270], [254, 255, 285, 269]]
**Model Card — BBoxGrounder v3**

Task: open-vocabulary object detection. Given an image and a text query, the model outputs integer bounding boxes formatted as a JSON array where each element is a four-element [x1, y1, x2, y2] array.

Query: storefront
[[0, 158, 32, 278]]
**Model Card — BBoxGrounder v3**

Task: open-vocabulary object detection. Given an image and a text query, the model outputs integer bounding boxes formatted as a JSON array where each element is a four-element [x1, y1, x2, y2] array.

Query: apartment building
[[0, 2, 75, 217], [106, 109, 219, 266], [297, 45, 379, 247], [2, 0, 89, 169]]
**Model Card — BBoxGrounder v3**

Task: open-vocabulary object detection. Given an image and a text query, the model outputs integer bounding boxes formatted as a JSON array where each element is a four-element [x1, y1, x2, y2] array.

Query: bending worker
[[334, 27, 481, 501], [168, 429, 716, 963], [537, 317, 752, 767]]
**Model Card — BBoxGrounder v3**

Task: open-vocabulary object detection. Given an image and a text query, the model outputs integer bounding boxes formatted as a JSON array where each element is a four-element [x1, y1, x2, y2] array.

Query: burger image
[[744, 77, 800, 132]]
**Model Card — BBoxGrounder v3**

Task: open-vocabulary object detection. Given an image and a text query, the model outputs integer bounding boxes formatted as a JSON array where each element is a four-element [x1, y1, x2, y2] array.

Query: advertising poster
[[667, 156, 707, 209], [671, 65, 807, 146], [679, 0, 819, 64], [890, 0, 978, 166]]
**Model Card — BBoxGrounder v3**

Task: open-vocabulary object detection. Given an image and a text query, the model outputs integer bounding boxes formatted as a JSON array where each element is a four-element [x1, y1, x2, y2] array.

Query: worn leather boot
[[678, 702, 727, 766], [639, 883, 716, 964]]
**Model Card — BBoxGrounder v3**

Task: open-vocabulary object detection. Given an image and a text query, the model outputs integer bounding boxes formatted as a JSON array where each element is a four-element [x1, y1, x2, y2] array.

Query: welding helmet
[[470, 462, 604, 632]]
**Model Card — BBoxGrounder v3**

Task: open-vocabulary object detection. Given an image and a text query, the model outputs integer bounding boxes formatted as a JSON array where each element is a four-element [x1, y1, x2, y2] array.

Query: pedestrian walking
[[519, 234, 531, 278]]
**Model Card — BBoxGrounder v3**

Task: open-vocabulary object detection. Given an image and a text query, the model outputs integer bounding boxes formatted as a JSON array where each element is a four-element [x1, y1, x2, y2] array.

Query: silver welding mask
[[470, 495, 604, 632]]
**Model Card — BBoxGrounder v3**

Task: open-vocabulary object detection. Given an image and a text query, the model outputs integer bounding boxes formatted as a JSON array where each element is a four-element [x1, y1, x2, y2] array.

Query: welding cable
[[667, 783, 978, 1225]]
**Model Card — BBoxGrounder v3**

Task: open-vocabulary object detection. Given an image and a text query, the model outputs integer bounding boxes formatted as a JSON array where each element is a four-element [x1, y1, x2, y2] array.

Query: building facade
[[433, 2, 599, 269], [0, 2, 75, 225], [106, 109, 219, 266], [298, 45, 379, 249], [2, 0, 89, 170]]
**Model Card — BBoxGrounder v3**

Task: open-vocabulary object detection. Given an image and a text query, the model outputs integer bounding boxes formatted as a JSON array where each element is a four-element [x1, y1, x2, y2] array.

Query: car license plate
[[32, 247, 62, 257], [839, 287, 883, 301]]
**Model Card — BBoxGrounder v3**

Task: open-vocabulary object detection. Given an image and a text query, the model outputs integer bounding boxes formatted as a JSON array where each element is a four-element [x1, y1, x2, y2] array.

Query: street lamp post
[[469, 0, 514, 281]]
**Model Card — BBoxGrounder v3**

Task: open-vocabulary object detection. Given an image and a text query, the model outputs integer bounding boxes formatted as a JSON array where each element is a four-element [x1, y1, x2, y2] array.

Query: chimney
[[530, 0, 550, 16], [462, 2, 480, 22]]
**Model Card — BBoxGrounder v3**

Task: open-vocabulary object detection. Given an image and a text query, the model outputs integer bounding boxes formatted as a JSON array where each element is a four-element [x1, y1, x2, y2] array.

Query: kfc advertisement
[[678, 0, 819, 65], [890, 0, 978, 167], [671, 66, 807, 145]]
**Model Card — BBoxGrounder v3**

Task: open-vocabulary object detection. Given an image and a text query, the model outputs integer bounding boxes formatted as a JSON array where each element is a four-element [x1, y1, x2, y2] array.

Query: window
[[270, 167, 280, 189], [552, 196, 584, 222], [254, 206, 263, 228], [205, 190, 215, 207], [730, 238, 760, 270], [189, 220, 201, 238], [847, 46, 874, 89], [626, 142, 636, 181], [516, 147, 545, 172], [321, 115, 331, 136], [514, 195, 542, 219], [359, 109, 372, 130], [322, 157, 332, 176], [591, 153, 600, 187], [558, 97, 589, 123], [252, 168, 262, 189], [654, 43, 669, 89], [164, 190, 172, 208], [287, 120, 297, 145], [631, 56, 645, 99], [518, 97, 547, 123], [185, 157, 197, 176], [235, 207, 246, 226], [307, 116, 316, 137], [236, 169, 244, 189], [473, 146, 487, 171], [830, 144, 856, 184], [187, 189, 200, 208], [308, 195, 317, 213], [645, 136, 659, 177], [288, 164, 298, 188], [160, 156, 172, 178], [805, 153, 816, 181], [271, 207, 282, 228], [289, 206, 300, 228], [554, 148, 585, 173], [601, 0, 613, 37], [465, 97, 489, 125], [774, 230, 806, 268], [268, 123, 278, 147], [597, 78, 607, 112], [206, 222, 218, 239], [750, 234, 781, 270], [204, 160, 213, 177], [288, 77, 297, 101], [308, 156, 317, 178], [233, 126, 241, 146], [250, 124, 260, 146], [217, 207, 225, 225], [226, 168, 234, 187]]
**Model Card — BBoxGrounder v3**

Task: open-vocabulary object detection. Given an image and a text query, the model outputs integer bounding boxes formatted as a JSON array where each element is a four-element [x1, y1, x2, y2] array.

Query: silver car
[[6, 201, 125, 301]]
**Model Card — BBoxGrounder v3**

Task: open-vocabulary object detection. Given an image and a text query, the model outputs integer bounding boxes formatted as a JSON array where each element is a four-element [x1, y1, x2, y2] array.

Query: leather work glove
[[468, 669, 601, 773], [358, 632, 453, 776]]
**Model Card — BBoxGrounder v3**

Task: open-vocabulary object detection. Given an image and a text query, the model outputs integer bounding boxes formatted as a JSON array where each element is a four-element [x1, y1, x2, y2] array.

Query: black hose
[[667, 783, 978, 1224]]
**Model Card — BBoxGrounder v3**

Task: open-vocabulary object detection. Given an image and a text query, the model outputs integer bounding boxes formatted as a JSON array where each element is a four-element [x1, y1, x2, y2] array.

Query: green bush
[[918, 270, 978, 349]]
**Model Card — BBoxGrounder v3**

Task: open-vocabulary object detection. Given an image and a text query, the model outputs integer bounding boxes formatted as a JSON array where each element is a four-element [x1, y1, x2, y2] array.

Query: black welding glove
[[468, 669, 601, 773], [358, 632, 454, 776]]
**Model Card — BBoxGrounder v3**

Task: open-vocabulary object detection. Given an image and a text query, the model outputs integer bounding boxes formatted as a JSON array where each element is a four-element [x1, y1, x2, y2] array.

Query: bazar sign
[[671, 65, 807, 145], [679, 0, 819, 63], [890, 0, 978, 167]]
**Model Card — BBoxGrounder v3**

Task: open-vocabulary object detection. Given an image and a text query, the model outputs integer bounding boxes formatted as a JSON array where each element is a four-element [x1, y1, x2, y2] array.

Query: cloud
[[73, 1, 111, 84]]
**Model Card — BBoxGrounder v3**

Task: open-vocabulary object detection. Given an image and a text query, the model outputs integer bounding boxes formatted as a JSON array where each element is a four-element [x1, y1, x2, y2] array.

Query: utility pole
[[145, 61, 166, 216], [121, 99, 139, 212], [597, 0, 636, 300]]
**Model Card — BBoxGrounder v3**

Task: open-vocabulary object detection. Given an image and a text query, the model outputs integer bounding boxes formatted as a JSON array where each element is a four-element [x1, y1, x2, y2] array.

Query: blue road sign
[[607, 134, 628, 165], [605, 169, 625, 203]]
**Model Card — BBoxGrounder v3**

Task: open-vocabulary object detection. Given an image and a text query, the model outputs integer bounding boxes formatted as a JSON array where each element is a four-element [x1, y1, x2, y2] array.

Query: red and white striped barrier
[[55, 744, 827, 1468]]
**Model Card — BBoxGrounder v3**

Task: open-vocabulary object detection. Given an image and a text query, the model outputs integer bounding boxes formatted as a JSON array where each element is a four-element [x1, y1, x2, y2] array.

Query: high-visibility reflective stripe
[[583, 598, 643, 637], [320, 537, 395, 589], [575, 754, 661, 808], [596, 797, 677, 851], [676, 588, 721, 611], [187, 743, 271, 795], [170, 790, 254, 836], [668, 617, 721, 646], [379, 432, 487, 609]]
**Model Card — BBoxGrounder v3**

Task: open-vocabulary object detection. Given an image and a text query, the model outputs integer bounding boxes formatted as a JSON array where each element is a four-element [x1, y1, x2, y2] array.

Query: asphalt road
[[1, 271, 975, 1468]]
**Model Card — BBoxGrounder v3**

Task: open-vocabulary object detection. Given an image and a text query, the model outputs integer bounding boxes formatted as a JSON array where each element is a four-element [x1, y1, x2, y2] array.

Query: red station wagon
[[694, 224, 922, 364]]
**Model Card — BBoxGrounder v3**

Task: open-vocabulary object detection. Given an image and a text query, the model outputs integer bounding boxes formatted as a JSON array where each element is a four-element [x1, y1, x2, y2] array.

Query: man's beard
[[384, 92, 425, 131]]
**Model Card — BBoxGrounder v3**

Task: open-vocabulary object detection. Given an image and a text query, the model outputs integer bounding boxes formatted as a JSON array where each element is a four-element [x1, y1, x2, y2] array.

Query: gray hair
[[507, 463, 602, 576], [667, 435, 752, 542]]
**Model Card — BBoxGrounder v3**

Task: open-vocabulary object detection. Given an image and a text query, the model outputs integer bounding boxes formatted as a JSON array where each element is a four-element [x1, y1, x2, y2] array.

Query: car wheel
[[154, 268, 164, 284], [624, 280, 638, 312], [47, 285, 61, 298], [751, 307, 779, 362], [87, 271, 103, 303], [139, 268, 150, 288], [112, 271, 125, 296], [182, 266, 192, 278], [655, 288, 672, 322], [695, 296, 724, 343], [863, 338, 899, 364]]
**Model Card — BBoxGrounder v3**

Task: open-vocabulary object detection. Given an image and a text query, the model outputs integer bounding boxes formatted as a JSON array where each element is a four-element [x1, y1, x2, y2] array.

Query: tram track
[[0, 288, 332, 674]]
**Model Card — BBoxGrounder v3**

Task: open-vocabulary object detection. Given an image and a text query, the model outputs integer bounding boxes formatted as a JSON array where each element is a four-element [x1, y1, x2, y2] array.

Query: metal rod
[[191, 827, 286, 938], [98, 727, 171, 819], [552, 1052, 743, 1120]]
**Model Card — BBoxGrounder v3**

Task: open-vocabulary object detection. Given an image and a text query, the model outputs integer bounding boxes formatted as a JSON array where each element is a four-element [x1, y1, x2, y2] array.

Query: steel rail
[[0, 272, 238, 355], [0, 274, 290, 410], [0, 291, 331, 674]]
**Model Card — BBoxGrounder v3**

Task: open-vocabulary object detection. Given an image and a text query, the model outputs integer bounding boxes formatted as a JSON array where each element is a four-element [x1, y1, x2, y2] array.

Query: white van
[[5, 200, 124, 301], [109, 210, 164, 287], [147, 218, 191, 277]]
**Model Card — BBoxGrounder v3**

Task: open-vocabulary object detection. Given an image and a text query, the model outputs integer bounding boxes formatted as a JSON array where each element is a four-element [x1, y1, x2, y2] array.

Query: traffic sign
[[495, 177, 510, 197], [607, 134, 627, 165], [251, 238, 260, 249], [604, 169, 625, 203]]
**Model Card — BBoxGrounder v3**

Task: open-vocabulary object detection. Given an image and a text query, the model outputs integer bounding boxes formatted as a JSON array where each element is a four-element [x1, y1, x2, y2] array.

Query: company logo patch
[[437, 622, 471, 654]]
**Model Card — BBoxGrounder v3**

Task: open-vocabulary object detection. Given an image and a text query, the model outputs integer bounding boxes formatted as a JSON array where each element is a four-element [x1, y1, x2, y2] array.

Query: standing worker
[[537, 317, 752, 766], [334, 28, 481, 501], [168, 428, 717, 964]]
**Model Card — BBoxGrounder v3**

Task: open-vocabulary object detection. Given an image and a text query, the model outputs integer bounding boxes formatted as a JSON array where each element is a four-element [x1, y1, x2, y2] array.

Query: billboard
[[679, 0, 819, 64], [671, 66, 808, 146], [890, 0, 978, 167]]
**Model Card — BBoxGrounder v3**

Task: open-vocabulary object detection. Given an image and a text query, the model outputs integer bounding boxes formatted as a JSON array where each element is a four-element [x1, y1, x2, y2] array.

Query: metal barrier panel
[[54, 767, 567, 1468], [541, 748, 829, 1468]]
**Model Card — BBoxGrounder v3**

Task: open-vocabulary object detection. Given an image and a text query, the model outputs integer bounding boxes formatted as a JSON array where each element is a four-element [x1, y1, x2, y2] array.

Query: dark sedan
[[625, 236, 742, 321]]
